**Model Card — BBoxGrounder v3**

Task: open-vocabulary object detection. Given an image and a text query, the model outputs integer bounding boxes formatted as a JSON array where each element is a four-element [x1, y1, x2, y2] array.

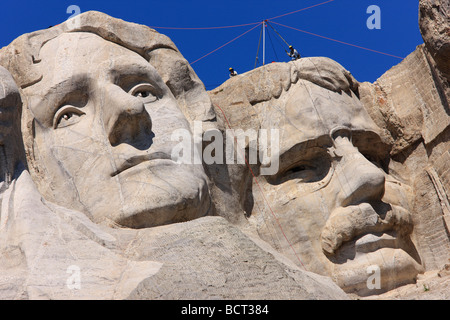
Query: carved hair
[[213, 57, 360, 107]]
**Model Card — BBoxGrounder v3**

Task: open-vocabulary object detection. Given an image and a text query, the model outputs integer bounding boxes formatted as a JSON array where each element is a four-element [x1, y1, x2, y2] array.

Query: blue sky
[[0, 0, 423, 90]]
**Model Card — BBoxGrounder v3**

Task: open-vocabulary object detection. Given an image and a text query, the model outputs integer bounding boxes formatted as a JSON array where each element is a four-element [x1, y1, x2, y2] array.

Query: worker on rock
[[287, 45, 301, 61], [229, 67, 238, 78]]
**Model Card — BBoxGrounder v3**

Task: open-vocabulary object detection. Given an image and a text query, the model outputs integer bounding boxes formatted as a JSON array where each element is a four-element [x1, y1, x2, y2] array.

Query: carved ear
[[0, 66, 26, 185]]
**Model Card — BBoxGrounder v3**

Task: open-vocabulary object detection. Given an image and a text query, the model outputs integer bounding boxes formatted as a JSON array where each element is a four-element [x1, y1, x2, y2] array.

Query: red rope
[[268, 0, 336, 21], [149, 21, 261, 30], [213, 102, 307, 270], [190, 22, 262, 65], [271, 21, 405, 59], [149, 0, 335, 30]]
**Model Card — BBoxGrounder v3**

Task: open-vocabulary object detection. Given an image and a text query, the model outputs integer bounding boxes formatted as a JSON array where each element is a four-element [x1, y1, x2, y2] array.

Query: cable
[[149, 21, 261, 30], [150, 1, 336, 31], [255, 23, 264, 68], [266, 25, 279, 62], [271, 21, 405, 59], [267, 0, 336, 21], [190, 22, 262, 65], [266, 23, 291, 62], [213, 102, 307, 270], [266, 21, 290, 48]]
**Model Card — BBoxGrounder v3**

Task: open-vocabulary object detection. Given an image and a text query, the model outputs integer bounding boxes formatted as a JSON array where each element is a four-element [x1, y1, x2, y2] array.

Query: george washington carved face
[[20, 32, 210, 228]]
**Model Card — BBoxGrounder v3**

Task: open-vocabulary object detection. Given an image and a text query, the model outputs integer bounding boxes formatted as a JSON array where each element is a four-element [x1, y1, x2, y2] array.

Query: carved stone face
[[23, 32, 210, 228], [250, 79, 423, 295]]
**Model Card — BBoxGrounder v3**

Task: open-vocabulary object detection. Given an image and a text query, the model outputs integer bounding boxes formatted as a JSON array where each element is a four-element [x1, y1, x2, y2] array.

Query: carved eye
[[362, 153, 377, 165], [267, 147, 332, 186], [54, 106, 85, 129], [288, 164, 311, 173], [129, 83, 159, 103], [283, 162, 321, 182], [360, 151, 389, 173]]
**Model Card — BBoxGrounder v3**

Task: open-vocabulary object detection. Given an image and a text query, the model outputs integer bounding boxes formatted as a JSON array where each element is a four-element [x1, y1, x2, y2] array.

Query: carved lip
[[320, 202, 413, 256], [354, 232, 399, 254], [110, 152, 173, 177]]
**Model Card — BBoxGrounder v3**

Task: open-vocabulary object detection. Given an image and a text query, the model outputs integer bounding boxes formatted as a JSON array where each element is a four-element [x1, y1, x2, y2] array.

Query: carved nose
[[333, 137, 385, 206], [104, 85, 152, 147], [339, 157, 385, 206]]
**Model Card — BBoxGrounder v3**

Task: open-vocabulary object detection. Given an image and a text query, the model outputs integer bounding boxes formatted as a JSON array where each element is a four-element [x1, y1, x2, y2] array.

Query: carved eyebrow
[[108, 62, 162, 92], [280, 134, 331, 156], [32, 74, 91, 127], [278, 129, 386, 169], [277, 135, 332, 171], [42, 74, 90, 102]]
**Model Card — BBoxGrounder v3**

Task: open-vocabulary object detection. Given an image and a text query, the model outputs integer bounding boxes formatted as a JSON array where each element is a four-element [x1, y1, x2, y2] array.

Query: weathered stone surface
[[362, 267, 450, 300], [417, 0, 450, 141], [419, 0, 450, 78], [210, 58, 425, 296], [0, 169, 346, 299], [0, 11, 348, 300], [1, 16, 213, 229], [359, 45, 449, 149], [1, 0, 449, 300], [0, 66, 24, 184], [208, 0, 450, 298], [356, 0, 450, 279]]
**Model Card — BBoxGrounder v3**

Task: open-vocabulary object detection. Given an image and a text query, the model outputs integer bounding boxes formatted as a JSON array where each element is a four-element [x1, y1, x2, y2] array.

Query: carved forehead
[[284, 80, 378, 132], [276, 80, 381, 153], [34, 32, 159, 87], [0, 10, 216, 126], [41, 32, 141, 57], [0, 13, 177, 90]]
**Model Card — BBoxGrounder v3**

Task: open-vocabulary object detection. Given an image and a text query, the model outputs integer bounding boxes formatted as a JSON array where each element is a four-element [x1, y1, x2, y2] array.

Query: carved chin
[[332, 248, 423, 296], [69, 161, 211, 228], [110, 168, 210, 228], [115, 193, 211, 229], [321, 203, 423, 295]]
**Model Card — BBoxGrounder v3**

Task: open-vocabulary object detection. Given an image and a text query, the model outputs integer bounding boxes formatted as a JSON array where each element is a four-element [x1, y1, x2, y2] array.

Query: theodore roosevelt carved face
[[241, 58, 423, 295], [20, 32, 210, 228]]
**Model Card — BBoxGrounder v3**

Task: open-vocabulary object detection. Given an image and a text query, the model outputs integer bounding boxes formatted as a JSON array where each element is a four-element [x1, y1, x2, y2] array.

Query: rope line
[[266, 21, 290, 48], [150, 1, 405, 65], [271, 21, 405, 59], [213, 102, 307, 270], [255, 23, 264, 68], [149, 0, 334, 30], [267, 0, 336, 21], [190, 22, 262, 65], [266, 25, 280, 62], [150, 21, 261, 30]]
